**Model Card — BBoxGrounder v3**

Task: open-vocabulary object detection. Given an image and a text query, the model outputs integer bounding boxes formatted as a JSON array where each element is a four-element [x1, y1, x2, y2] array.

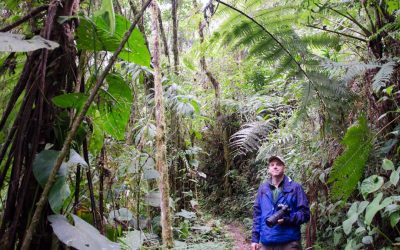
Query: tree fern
[[328, 116, 373, 201], [324, 59, 398, 92], [256, 133, 295, 162], [372, 61, 397, 92], [229, 119, 276, 157]]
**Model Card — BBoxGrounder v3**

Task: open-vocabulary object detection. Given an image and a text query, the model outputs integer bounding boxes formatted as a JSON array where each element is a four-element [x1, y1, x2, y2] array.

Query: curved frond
[[229, 119, 276, 157]]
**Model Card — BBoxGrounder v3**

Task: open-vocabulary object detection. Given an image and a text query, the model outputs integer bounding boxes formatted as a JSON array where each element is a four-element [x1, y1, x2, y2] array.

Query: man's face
[[268, 159, 285, 178]]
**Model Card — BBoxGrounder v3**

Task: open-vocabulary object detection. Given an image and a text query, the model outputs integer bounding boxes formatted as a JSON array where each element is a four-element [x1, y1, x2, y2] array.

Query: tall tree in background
[[197, 1, 232, 195], [150, 0, 174, 247], [171, 0, 179, 74]]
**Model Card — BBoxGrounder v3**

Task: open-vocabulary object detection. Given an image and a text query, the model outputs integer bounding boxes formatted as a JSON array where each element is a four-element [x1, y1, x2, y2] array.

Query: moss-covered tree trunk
[[150, 0, 174, 247]]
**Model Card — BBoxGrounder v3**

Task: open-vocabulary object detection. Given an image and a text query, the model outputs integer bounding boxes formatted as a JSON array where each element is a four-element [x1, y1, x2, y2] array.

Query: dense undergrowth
[[0, 0, 400, 249]]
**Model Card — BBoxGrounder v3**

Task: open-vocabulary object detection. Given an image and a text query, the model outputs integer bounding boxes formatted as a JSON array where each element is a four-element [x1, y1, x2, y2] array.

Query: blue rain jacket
[[252, 175, 310, 245]]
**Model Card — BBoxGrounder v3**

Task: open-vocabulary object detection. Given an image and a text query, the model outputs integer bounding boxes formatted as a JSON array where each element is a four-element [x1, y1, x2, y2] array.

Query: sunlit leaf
[[76, 15, 150, 66], [123, 230, 143, 250], [143, 168, 160, 180], [360, 175, 384, 197], [0, 33, 59, 52], [48, 214, 120, 250], [175, 209, 197, 219], [109, 208, 133, 223]]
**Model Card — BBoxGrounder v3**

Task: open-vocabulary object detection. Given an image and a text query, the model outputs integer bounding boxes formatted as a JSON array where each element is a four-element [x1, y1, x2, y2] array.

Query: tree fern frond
[[229, 119, 276, 157], [256, 133, 295, 162], [372, 61, 397, 92], [254, 5, 298, 19], [267, 55, 297, 82], [323, 59, 398, 92], [301, 33, 340, 50], [323, 60, 379, 82]]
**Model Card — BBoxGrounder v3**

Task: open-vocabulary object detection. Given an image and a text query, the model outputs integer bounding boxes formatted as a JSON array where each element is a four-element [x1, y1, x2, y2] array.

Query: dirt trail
[[225, 221, 250, 250]]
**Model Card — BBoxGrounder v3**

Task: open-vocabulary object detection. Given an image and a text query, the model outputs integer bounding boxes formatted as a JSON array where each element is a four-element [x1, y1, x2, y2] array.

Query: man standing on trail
[[251, 155, 310, 250]]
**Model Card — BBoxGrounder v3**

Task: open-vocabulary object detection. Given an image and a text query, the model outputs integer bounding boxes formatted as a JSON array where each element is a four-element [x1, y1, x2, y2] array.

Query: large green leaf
[[76, 17, 119, 51], [95, 0, 116, 34], [48, 177, 70, 213], [123, 230, 143, 250], [108, 208, 133, 223], [76, 15, 150, 66], [143, 168, 160, 180], [101, 74, 132, 140], [48, 214, 120, 249], [328, 116, 373, 201], [113, 15, 150, 66], [33, 150, 87, 213], [52, 93, 88, 110], [33, 150, 68, 187]]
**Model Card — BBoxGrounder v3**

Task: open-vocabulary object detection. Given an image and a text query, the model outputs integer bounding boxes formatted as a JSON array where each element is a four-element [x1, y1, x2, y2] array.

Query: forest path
[[224, 221, 250, 250]]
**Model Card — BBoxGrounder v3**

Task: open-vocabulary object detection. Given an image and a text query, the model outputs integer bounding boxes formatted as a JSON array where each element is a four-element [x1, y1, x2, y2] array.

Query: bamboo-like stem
[[20, 1, 152, 248]]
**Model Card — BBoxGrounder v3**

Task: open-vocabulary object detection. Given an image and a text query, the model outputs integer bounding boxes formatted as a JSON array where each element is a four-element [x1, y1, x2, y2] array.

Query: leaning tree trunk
[[196, 5, 232, 195], [0, 0, 79, 248], [150, 1, 174, 247]]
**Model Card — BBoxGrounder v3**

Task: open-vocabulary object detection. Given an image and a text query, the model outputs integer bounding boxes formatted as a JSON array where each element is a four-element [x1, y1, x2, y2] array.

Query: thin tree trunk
[[99, 145, 106, 233], [150, 1, 174, 247], [83, 138, 100, 230], [157, 5, 171, 68], [171, 0, 179, 74]]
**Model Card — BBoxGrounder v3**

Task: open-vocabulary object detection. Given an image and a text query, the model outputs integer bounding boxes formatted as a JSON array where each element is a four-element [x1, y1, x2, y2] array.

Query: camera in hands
[[265, 204, 290, 227]]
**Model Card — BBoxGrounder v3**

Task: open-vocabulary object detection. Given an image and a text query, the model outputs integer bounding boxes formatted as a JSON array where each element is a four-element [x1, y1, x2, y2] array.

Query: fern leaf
[[372, 61, 397, 92], [328, 116, 373, 201], [256, 133, 295, 162], [229, 120, 275, 157]]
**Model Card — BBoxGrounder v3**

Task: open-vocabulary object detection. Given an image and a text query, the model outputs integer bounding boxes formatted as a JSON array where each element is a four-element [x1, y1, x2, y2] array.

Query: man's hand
[[277, 219, 284, 224], [251, 243, 260, 250]]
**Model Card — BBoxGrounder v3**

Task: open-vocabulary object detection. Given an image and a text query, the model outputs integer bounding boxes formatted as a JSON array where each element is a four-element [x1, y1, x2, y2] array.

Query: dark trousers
[[262, 241, 302, 250]]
